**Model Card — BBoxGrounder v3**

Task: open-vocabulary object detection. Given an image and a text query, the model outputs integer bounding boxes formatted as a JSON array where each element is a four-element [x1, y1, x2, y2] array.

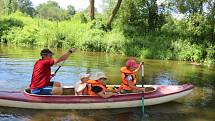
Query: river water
[[0, 45, 214, 121]]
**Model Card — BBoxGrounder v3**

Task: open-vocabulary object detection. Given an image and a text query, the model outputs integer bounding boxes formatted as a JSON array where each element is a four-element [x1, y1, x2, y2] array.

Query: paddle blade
[[142, 96, 144, 113], [141, 63, 144, 114]]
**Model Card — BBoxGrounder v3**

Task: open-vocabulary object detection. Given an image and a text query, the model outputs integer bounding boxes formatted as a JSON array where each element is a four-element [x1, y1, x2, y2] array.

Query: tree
[[146, 0, 159, 31], [107, 0, 122, 29], [67, 5, 76, 16], [171, 0, 214, 44], [0, 0, 35, 16], [173, 0, 207, 15], [4, 0, 18, 15], [102, 0, 116, 15], [17, 0, 35, 17], [207, 0, 215, 44], [117, 0, 166, 35], [89, 0, 95, 20], [36, 1, 69, 21], [0, 0, 6, 15]]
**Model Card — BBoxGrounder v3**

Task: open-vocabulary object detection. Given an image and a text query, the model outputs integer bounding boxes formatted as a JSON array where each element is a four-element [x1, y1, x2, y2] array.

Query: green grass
[[0, 12, 214, 65]]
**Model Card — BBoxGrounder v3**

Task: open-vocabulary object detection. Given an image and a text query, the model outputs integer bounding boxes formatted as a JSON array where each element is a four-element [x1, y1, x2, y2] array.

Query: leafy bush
[[0, 17, 24, 43], [172, 39, 204, 62], [2, 26, 38, 45], [0, 12, 214, 65], [205, 45, 215, 65]]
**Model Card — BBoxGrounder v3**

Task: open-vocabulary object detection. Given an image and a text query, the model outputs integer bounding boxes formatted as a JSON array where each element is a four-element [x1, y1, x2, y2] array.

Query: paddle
[[54, 60, 66, 76], [141, 62, 144, 114]]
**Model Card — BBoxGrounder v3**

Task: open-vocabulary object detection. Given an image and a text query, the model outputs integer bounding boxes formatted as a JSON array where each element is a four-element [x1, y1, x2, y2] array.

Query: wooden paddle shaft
[[54, 60, 66, 75], [141, 64, 144, 77], [141, 63, 144, 114]]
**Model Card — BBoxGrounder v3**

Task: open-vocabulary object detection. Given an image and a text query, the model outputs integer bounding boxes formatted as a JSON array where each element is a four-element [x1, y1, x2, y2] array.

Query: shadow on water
[[0, 45, 215, 121]]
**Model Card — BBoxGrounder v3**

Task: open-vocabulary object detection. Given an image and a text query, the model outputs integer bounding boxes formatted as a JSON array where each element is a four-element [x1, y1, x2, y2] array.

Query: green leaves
[[36, 1, 75, 21]]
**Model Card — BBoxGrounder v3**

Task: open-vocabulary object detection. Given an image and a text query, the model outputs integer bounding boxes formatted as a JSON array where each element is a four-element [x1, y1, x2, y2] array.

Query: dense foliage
[[0, 0, 214, 65]]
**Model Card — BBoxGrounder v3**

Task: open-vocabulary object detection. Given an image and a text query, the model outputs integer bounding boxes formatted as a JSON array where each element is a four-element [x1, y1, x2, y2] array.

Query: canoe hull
[[0, 99, 142, 109], [145, 89, 192, 106], [0, 84, 193, 109]]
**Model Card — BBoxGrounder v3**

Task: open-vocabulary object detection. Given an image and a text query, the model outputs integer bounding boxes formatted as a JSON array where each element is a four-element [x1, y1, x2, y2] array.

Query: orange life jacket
[[86, 80, 107, 96], [82, 87, 88, 95], [119, 67, 137, 91]]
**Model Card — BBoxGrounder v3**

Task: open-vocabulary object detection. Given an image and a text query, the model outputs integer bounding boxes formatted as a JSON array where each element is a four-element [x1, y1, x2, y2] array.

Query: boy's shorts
[[31, 82, 54, 95]]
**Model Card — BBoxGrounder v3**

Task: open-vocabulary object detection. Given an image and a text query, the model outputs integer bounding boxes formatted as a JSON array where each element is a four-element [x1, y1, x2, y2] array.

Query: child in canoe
[[118, 59, 144, 93], [75, 73, 91, 95], [86, 72, 118, 98]]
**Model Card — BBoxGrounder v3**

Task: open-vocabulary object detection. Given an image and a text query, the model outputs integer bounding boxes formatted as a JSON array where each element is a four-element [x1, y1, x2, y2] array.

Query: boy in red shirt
[[30, 48, 75, 95]]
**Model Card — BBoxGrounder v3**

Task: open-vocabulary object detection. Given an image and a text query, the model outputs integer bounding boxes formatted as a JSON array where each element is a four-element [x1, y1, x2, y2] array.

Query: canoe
[[0, 84, 193, 109]]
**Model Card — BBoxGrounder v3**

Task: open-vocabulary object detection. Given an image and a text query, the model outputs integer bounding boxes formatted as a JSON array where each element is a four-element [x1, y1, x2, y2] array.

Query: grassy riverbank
[[0, 12, 214, 65]]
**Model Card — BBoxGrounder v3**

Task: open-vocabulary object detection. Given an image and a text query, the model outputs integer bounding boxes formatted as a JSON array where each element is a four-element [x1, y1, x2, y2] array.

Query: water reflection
[[0, 107, 142, 121], [149, 72, 179, 85]]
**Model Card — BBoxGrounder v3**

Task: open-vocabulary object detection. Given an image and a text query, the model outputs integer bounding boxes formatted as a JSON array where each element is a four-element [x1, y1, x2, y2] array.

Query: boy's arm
[[54, 48, 76, 65], [97, 91, 117, 98], [134, 61, 144, 73]]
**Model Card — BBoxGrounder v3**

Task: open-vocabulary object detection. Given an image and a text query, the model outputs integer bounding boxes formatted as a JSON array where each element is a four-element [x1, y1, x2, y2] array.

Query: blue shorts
[[31, 86, 53, 95], [31, 81, 54, 95]]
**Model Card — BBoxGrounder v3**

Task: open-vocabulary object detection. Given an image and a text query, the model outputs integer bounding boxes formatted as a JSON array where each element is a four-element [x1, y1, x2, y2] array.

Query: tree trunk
[[89, 0, 95, 20], [107, 0, 122, 29]]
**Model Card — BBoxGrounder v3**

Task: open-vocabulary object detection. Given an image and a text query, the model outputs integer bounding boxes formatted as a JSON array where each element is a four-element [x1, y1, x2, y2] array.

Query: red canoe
[[0, 84, 193, 109]]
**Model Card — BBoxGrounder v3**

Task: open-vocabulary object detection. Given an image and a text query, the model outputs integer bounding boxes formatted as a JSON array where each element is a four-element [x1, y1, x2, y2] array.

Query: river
[[0, 45, 214, 121]]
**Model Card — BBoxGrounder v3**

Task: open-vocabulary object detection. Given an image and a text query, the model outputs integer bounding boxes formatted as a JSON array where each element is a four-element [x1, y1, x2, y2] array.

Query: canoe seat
[[144, 87, 157, 94], [62, 87, 75, 95]]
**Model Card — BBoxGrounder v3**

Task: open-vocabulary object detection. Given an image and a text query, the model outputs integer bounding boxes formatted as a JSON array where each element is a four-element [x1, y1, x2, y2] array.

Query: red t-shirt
[[30, 59, 55, 90]]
